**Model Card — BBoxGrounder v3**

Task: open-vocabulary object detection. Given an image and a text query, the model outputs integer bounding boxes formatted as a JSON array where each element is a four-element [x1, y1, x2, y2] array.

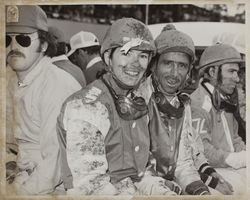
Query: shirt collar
[[51, 55, 68, 62], [18, 56, 52, 87], [86, 56, 102, 70]]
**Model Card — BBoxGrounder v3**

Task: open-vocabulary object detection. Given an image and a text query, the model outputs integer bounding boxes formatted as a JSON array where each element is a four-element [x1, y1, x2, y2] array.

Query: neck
[[16, 54, 44, 82], [105, 73, 129, 96], [158, 84, 178, 100], [88, 54, 98, 62]]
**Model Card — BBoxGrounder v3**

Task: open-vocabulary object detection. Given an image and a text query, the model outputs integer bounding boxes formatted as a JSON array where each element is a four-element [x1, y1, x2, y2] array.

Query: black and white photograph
[[2, 0, 248, 198]]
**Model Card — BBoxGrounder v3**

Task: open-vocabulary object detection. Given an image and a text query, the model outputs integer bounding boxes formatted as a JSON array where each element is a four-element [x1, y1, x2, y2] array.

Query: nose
[[233, 72, 240, 83], [130, 52, 140, 67], [170, 62, 178, 77]]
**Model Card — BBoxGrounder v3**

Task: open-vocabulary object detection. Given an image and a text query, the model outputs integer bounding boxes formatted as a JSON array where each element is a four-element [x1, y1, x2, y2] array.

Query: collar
[[168, 95, 180, 108], [86, 56, 102, 70], [17, 56, 51, 88], [51, 54, 68, 62]]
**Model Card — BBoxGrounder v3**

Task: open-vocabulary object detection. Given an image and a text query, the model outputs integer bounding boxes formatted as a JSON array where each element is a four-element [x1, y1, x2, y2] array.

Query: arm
[[191, 107, 230, 167], [232, 116, 246, 152], [190, 127, 221, 190], [175, 127, 210, 195], [57, 96, 117, 195], [6, 70, 18, 161]]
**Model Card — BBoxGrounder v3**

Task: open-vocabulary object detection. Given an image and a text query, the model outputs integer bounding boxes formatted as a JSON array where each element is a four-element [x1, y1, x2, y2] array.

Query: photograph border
[[0, 0, 249, 199]]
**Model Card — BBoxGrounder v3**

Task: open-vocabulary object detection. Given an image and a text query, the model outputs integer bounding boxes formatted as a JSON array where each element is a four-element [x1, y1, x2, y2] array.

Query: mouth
[[165, 78, 179, 87], [10, 55, 21, 58], [124, 69, 140, 77], [8, 54, 25, 60]]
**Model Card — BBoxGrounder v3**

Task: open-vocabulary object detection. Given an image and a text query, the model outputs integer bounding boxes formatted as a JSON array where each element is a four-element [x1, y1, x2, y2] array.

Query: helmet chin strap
[[111, 72, 136, 91]]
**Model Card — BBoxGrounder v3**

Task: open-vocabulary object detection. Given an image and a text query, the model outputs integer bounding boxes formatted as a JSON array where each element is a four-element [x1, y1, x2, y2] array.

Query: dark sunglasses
[[6, 33, 38, 48]]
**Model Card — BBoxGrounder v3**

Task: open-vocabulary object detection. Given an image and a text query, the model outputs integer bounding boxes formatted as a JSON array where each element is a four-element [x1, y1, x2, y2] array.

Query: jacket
[[11, 56, 81, 194], [85, 57, 106, 84], [148, 93, 210, 194], [57, 73, 150, 194], [190, 81, 246, 168], [52, 55, 86, 87]]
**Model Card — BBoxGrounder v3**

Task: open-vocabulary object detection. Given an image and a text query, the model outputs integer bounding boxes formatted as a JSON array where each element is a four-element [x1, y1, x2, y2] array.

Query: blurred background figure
[[49, 26, 86, 87], [67, 31, 106, 84]]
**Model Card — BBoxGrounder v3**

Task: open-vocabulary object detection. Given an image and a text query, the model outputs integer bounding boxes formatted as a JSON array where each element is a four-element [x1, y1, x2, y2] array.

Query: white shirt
[[12, 56, 81, 194], [86, 56, 102, 70]]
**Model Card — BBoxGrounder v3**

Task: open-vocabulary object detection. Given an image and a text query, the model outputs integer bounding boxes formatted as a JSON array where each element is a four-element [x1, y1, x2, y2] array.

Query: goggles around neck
[[201, 80, 238, 113], [153, 91, 188, 119], [101, 77, 148, 121], [6, 32, 38, 48]]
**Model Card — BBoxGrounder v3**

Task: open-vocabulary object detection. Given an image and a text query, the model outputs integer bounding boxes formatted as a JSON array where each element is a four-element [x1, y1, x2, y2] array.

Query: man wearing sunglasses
[[6, 5, 81, 195]]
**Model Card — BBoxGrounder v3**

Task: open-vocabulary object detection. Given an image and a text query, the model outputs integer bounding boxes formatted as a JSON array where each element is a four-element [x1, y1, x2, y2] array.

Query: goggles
[[6, 32, 38, 48], [101, 77, 148, 121], [220, 99, 237, 113], [153, 91, 186, 119], [202, 80, 238, 113]]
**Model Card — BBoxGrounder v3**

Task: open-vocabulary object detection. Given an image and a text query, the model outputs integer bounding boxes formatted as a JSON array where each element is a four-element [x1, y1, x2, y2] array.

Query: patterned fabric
[[57, 73, 151, 194]]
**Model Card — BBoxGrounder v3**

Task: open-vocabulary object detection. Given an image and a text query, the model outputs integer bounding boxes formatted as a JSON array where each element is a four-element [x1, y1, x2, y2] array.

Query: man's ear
[[41, 42, 48, 53], [103, 50, 111, 66], [208, 67, 216, 78]]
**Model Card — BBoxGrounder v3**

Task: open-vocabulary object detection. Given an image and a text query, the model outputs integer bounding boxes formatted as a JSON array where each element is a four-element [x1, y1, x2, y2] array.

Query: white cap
[[67, 31, 100, 56]]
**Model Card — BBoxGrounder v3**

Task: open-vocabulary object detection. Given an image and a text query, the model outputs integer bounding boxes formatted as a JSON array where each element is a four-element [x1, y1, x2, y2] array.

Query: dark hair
[[68, 51, 78, 66], [146, 53, 160, 77], [109, 48, 116, 60], [203, 65, 222, 84], [55, 42, 67, 56], [38, 30, 57, 57], [82, 45, 100, 55], [203, 66, 211, 77], [217, 66, 222, 84]]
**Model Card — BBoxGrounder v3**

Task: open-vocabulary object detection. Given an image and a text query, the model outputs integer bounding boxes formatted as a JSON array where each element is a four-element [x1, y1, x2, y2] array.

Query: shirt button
[[138, 171, 144, 177], [135, 146, 140, 152], [41, 152, 47, 159], [132, 122, 136, 128], [170, 145, 174, 151]]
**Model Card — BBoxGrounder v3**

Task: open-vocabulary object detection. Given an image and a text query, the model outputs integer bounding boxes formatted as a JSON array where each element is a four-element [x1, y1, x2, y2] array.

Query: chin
[[126, 81, 138, 87]]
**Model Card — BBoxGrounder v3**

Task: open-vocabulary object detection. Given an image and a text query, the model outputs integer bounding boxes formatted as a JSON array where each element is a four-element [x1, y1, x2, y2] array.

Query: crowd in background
[[41, 4, 245, 25]]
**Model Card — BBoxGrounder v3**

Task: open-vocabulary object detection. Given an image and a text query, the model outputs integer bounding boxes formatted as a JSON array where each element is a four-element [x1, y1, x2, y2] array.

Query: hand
[[6, 161, 18, 184], [134, 175, 178, 195], [225, 151, 246, 169], [164, 180, 182, 195], [210, 172, 233, 195]]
